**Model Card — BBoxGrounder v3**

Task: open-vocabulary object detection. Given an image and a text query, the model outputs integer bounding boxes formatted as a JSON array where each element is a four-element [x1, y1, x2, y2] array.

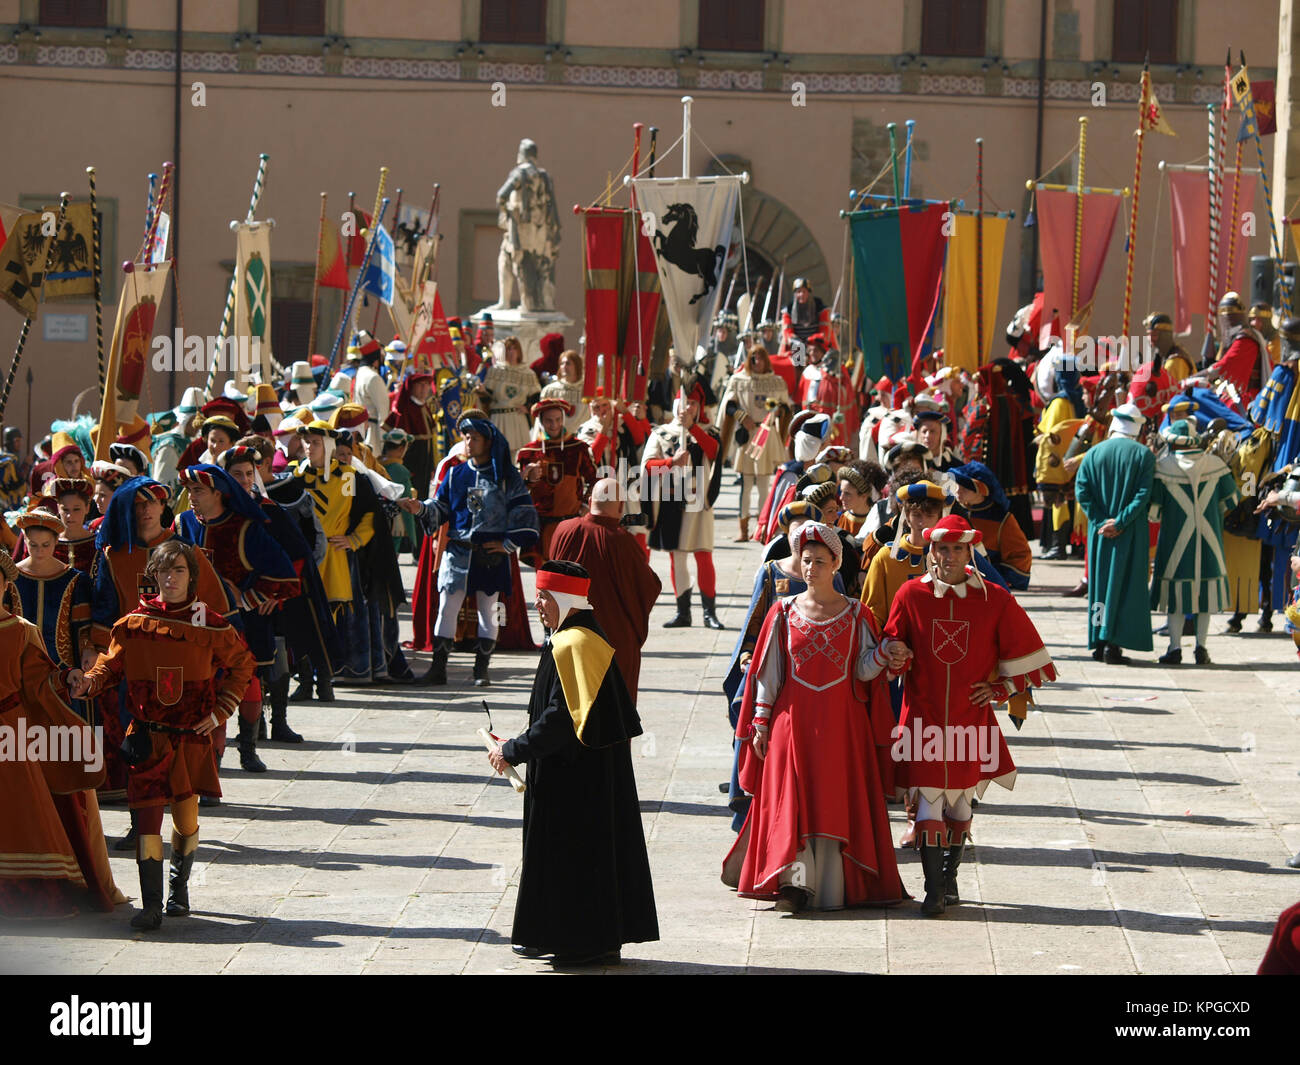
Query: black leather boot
[[315, 670, 335, 702], [113, 812, 138, 852], [166, 830, 198, 916], [1041, 525, 1065, 561], [289, 659, 314, 702], [919, 843, 947, 916], [130, 837, 164, 931], [237, 716, 267, 773], [269, 675, 302, 743], [663, 590, 692, 628], [473, 639, 496, 688], [421, 636, 453, 685], [701, 595, 725, 630], [943, 822, 970, 905]]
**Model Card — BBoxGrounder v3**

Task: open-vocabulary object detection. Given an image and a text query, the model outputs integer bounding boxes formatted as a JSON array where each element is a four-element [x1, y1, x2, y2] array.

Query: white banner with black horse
[[631, 175, 742, 370]]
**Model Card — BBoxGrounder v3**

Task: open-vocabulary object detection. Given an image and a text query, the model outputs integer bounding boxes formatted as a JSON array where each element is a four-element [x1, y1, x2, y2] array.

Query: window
[[1113, 0, 1178, 64], [920, 0, 986, 58], [480, 0, 547, 45], [39, 0, 107, 27], [698, 0, 764, 52], [258, 0, 326, 36], [271, 298, 313, 366]]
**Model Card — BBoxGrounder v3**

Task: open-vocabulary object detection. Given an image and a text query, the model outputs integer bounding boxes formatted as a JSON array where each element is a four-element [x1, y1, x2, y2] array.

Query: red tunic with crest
[[725, 596, 904, 905], [83, 597, 256, 808], [884, 569, 1055, 801]]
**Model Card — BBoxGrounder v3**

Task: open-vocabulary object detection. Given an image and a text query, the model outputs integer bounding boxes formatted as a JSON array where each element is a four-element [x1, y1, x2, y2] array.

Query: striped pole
[[1223, 140, 1245, 290], [140, 172, 157, 261], [206, 152, 270, 395], [887, 123, 901, 206], [1072, 117, 1088, 321], [1236, 54, 1290, 315], [144, 161, 173, 263], [330, 197, 391, 372], [0, 194, 68, 422], [1206, 104, 1220, 343], [1121, 70, 1148, 338], [975, 137, 985, 362], [86, 166, 105, 400]]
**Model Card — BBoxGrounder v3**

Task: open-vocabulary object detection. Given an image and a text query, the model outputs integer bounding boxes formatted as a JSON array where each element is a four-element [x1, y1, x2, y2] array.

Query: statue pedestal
[[472, 308, 573, 364]]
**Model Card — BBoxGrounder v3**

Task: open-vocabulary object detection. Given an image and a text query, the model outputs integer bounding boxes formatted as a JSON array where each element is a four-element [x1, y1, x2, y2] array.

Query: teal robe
[[1148, 449, 1238, 613], [1076, 435, 1156, 651]]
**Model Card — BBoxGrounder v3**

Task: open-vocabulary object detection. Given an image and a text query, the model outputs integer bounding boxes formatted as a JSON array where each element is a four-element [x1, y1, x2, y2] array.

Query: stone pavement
[[3, 478, 1299, 974]]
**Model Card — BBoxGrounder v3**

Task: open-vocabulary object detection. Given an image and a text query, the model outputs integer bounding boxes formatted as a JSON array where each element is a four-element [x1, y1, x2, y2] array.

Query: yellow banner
[[97, 262, 170, 459], [942, 213, 1008, 372]]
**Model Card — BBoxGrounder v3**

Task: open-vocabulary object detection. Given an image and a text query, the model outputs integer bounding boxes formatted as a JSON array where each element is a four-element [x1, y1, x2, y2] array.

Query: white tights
[[916, 795, 973, 824], [436, 589, 500, 641], [740, 472, 773, 522], [1166, 611, 1209, 653]]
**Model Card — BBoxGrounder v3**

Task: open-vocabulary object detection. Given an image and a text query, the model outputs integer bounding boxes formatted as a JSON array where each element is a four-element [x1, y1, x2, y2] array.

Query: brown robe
[[549, 513, 661, 701]]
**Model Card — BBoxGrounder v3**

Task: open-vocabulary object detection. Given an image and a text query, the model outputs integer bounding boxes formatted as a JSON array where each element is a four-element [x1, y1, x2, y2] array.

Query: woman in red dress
[[723, 522, 907, 913]]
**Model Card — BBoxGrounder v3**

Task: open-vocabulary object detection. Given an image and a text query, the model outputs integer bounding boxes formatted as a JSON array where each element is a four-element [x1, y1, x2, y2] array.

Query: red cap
[[536, 569, 591, 597], [924, 514, 983, 545]]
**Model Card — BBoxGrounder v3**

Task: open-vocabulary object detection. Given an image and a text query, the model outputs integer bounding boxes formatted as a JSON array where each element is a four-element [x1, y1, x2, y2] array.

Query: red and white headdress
[[923, 514, 983, 545]]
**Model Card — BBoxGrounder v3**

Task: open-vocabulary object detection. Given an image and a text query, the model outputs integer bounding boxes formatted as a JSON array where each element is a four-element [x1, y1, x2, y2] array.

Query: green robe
[[1148, 448, 1238, 613], [1075, 435, 1156, 651]]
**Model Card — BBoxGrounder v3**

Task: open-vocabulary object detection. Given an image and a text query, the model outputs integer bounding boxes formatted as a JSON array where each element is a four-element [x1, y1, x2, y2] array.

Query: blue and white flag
[[361, 223, 395, 305]]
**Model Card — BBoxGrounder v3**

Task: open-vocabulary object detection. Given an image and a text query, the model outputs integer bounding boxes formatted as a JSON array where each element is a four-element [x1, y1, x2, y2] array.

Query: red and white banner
[[1035, 187, 1122, 331], [1168, 169, 1258, 334]]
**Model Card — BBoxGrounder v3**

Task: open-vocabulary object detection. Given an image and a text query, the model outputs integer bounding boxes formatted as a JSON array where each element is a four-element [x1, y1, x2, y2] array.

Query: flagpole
[[1072, 116, 1088, 321], [352, 167, 389, 342], [1236, 52, 1290, 315], [903, 119, 916, 198], [372, 185, 401, 335], [1122, 64, 1149, 338], [139, 172, 157, 262], [0, 193, 68, 423], [330, 197, 391, 372], [888, 123, 901, 206], [681, 97, 692, 177], [143, 162, 173, 269], [86, 166, 105, 400], [206, 152, 269, 395], [975, 137, 985, 362], [308, 191, 327, 354], [1206, 103, 1221, 352]]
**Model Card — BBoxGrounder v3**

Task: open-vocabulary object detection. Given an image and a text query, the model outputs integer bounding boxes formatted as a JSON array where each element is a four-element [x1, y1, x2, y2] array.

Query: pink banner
[[1036, 188, 1122, 329], [1168, 170, 1258, 335]]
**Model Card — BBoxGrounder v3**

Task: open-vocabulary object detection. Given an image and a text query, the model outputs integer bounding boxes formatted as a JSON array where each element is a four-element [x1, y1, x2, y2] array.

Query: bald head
[[590, 477, 623, 519]]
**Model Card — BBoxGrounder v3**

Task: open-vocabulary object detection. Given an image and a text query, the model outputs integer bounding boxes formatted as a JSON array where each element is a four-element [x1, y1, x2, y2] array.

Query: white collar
[[920, 566, 984, 599]]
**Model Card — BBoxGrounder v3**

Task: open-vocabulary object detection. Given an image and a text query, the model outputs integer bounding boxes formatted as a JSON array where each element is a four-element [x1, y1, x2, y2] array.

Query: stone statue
[[492, 138, 561, 313]]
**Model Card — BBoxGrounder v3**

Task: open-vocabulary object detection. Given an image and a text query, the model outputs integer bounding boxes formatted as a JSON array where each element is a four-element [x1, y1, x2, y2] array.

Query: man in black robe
[[487, 560, 659, 965]]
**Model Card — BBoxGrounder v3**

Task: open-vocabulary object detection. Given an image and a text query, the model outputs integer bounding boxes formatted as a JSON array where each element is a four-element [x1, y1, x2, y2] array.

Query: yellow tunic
[[860, 535, 927, 629], [292, 460, 374, 603]]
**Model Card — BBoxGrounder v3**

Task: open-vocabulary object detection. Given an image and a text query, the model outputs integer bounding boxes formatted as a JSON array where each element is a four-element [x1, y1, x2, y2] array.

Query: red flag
[[1035, 188, 1122, 328], [1168, 170, 1258, 333], [1252, 79, 1277, 135], [414, 287, 457, 370], [317, 218, 350, 291], [345, 208, 372, 267]]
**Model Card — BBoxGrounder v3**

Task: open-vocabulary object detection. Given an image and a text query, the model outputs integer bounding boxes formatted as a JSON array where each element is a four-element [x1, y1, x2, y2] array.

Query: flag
[[580, 208, 625, 397], [40, 202, 97, 303], [848, 201, 949, 382], [411, 283, 457, 370], [0, 208, 48, 316], [233, 222, 273, 384], [1252, 79, 1277, 135], [1139, 68, 1176, 136], [630, 176, 741, 371], [317, 216, 350, 291], [942, 213, 1008, 371], [1232, 66, 1273, 142], [361, 223, 395, 305], [346, 208, 372, 267], [149, 210, 170, 266], [1034, 187, 1122, 330], [96, 262, 170, 458], [1169, 170, 1258, 333]]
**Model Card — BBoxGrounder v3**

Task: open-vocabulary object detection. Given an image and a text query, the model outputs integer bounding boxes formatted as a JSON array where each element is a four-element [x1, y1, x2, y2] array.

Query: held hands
[[397, 498, 424, 514], [487, 742, 509, 774], [67, 669, 89, 699], [1097, 519, 1120, 540], [1255, 491, 1282, 514], [883, 639, 912, 673]]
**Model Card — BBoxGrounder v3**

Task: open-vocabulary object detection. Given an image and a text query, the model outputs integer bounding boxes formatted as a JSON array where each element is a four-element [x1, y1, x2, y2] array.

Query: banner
[[849, 201, 949, 383], [317, 217, 349, 291], [411, 282, 457, 371], [233, 222, 273, 383], [361, 223, 396, 305], [631, 176, 740, 375], [581, 208, 624, 397], [43, 202, 97, 303], [1168, 170, 1258, 334], [96, 262, 170, 459], [0, 208, 47, 316], [1035, 187, 1122, 330], [148, 210, 170, 267], [942, 213, 1008, 371]]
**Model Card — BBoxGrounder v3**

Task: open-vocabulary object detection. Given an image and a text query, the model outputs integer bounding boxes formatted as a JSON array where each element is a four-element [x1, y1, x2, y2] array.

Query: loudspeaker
[[1250, 255, 1274, 306]]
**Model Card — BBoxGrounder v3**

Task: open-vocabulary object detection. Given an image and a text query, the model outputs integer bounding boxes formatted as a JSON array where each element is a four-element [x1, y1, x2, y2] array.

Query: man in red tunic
[[885, 514, 1056, 916], [549, 478, 661, 701], [1204, 292, 1272, 406], [516, 397, 597, 566]]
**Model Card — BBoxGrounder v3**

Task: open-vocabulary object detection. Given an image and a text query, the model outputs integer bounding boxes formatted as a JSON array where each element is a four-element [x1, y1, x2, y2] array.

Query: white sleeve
[[855, 609, 889, 681], [753, 612, 785, 719]]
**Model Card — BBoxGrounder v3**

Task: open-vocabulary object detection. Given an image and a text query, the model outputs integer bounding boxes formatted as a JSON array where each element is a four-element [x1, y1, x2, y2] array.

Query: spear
[[1121, 62, 1148, 338], [976, 137, 986, 361], [308, 191, 328, 354], [1072, 117, 1088, 322], [1206, 103, 1221, 355], [86, 166, 105, 399], [0, 194, 68, 422], [206, 152, 269, 394]]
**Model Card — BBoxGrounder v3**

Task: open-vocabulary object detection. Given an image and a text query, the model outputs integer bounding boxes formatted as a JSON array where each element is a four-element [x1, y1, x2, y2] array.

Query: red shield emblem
[[931, 619, 969, 665], [156, 666, 183, 707], [546, 461, 563, 485]]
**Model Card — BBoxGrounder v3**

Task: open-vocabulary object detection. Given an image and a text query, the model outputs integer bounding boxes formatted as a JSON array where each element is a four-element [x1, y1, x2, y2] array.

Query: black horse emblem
[[654, 203, 726, 305]]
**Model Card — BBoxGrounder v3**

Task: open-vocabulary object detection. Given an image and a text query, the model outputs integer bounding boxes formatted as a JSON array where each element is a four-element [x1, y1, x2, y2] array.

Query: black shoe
[[130, 857, 164, 931], [944, 840, 967, 906], [663, 590, 692, 628], [1258, 614, 1274, 633], [315, 674, 335, 702], [473, 639, 496, 688], [919, 843, 946, 916], [420, 637, 452, 686], [113, 824, 138, 852], [166, 831, 198, 917], [388, 670, 418, 685], [269, 676, 303, 743], [1157, 648, 1182, 665], [1040, 544, 1065, 561], [199, 794, 221, 807], [511, 944, 547, 958], [774, 886, 808, 914], [701, 595, 725, 630], [1091, 645, 1104, 662], [1102, 644, 1130, 665], [289, 662, 314, 702], [257, 713, 267, 740], [1182, 616, 1196, 636], [1226, 613, 1244, 634], [237, 716, 267, 773], [1194, 645, 1211, 665], [1063, 580, 1088, 598]]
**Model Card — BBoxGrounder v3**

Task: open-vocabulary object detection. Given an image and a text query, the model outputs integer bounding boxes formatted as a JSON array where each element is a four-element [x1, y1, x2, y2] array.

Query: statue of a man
[[493, 138, 561, 313]]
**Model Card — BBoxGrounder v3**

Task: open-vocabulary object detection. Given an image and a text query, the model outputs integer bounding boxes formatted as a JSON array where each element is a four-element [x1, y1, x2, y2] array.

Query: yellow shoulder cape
[[549, 625, 615, 746]]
